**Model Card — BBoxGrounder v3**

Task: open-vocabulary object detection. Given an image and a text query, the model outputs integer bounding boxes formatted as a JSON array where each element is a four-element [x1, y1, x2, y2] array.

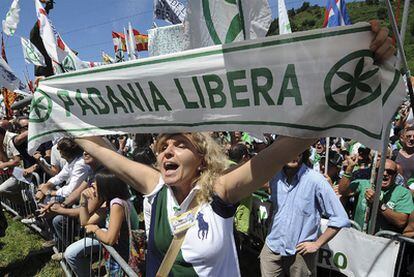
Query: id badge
[[170, 209, 197, 236]]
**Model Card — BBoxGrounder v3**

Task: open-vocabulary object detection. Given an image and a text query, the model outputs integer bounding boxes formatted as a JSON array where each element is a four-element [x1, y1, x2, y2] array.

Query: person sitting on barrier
[[35, 138, 91, 201], [79, 169, 132, 276], [339, 159, 414, 233], [260, 149, 350, 277]]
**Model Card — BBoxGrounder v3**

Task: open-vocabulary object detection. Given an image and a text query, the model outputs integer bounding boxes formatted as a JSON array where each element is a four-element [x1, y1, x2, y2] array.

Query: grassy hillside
[[267, 1, 414, 71]]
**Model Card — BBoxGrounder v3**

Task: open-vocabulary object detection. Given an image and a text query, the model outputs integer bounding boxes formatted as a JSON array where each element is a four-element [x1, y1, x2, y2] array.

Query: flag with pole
[[153, 0, 186, 24], [112, 32, 125, 62], [323, 0, 351, 27], [124, 27, 133, 60], [112, 31, 126, 52], [133, 29, 148, 52], [21, 37, 46, 66], [2, 0, 20, 36], [35, 0, 85, 73], [278, 0, 292, 34], [128, 23, 137, 59]]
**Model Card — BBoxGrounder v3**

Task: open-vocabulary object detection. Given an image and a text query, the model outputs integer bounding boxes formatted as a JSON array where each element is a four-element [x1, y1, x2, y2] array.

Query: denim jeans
[[52, 215, 78, 251], [64, 237, 101, 276]]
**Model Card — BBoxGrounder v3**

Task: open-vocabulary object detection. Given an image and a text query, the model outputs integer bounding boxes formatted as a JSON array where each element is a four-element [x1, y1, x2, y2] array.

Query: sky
[[1, 0, 340, 82]]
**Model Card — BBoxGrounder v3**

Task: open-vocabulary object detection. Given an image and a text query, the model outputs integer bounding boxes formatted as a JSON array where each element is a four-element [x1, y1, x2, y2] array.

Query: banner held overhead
[[28, 23, 406, 154]]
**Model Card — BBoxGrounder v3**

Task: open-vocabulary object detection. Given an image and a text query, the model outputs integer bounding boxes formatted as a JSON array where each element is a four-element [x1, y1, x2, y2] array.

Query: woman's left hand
[[85, 224, 99, 234]]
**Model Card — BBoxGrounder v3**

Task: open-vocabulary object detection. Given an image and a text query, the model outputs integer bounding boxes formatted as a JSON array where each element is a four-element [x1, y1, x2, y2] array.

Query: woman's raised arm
[[215, 137, 316, 204], [75, 136, 160, 194]]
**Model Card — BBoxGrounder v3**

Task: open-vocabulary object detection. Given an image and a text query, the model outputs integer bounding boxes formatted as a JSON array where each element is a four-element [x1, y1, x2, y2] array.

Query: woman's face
[[157, 134, 203, 188]]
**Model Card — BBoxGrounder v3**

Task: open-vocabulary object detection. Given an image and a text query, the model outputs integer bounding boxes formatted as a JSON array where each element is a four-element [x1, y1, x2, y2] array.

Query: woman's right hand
[[81, 187, 96, 203]]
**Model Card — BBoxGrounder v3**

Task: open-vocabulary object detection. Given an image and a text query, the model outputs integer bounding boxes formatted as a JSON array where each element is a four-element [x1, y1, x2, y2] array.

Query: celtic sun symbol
[[29, 90, 52, 123], [332, 57, 379, 106]]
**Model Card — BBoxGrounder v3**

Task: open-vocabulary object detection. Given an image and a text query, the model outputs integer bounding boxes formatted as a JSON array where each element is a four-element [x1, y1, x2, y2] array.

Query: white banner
[[28, 23, 405, 154], [319, 219, 400, 277], [148, 24, 188, 57]]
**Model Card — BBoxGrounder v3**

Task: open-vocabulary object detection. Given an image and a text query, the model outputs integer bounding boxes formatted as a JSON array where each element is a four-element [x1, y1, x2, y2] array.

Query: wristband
[[342, 172, 352, 179], [80, 201, 88, 207]]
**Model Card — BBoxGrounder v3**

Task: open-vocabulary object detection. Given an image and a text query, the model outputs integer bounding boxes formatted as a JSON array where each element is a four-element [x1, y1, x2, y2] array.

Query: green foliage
[[297, 1, 311, 13], [0, 214, 43, 267], [0, 213, 63, 276], [377, 7, 387, 20], [268, 1, 414, 72], [35, 261, 63, 277]]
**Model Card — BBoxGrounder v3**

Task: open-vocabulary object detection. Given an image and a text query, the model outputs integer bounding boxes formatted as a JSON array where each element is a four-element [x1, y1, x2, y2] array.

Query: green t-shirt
[[350, 179, 414, 232]]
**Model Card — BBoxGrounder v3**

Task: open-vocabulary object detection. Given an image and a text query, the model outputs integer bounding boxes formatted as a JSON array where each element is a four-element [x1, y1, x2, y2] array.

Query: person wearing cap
[[339, 159, 414, 233], [260, 150, 349, 276]]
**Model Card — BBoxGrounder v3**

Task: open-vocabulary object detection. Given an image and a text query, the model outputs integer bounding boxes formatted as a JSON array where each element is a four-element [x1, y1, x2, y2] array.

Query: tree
[[377, 7, 387, 19]]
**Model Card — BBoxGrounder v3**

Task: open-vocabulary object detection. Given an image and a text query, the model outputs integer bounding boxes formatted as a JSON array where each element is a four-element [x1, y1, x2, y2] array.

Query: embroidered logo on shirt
[[197, 212, 209, 240], [386, 201, 395, 210]]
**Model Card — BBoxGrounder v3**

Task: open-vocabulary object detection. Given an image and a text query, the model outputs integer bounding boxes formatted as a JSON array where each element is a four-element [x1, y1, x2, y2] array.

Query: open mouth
[[164, 161, 179, 173], [382, 175, 390, 183]]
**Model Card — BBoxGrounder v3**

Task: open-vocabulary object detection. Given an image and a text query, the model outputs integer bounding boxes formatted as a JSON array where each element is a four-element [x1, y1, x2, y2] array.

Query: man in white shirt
[[35, 138, 90, 200]]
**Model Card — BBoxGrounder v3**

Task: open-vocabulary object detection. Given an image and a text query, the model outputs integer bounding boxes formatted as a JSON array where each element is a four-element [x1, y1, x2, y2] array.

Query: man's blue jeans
[[64, 237, 100, 276]]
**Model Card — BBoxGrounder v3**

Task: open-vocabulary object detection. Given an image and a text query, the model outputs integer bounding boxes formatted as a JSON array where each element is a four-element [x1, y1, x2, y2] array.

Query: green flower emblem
[[325, 50, 381, 112], [29, 89, 52, 123], [62, 55, 76, 72]]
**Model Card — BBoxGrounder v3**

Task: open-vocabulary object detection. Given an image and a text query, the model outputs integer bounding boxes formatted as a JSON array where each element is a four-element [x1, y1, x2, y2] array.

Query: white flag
[[123, 27, 133, 61], [2, 0, 20, 36], [128, 22, 137, 60], [21, 37, 46, 66], [278, 0, 292, 34], [35, 0, 83, 73], [241, 0, 273, 39], [0, 56, 27, 92], [184, 0, 271, 49]]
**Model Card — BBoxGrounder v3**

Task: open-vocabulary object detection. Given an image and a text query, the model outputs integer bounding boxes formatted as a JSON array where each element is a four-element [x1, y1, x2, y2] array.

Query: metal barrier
[[349, 219, 362, 231], [375, 230, 414, 277], [100, 240, 138, 277]]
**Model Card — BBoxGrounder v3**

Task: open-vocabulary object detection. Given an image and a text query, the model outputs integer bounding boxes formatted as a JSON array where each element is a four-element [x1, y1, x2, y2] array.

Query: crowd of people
[[0, 21, 413, 277]]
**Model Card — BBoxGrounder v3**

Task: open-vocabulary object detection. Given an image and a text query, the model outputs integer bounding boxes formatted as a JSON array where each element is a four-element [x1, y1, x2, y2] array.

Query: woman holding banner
[[74, 21, 394, 277]]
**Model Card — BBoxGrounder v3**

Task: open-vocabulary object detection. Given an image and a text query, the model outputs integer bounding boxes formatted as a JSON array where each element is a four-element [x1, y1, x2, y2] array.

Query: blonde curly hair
[[154, 132, 229, 203]]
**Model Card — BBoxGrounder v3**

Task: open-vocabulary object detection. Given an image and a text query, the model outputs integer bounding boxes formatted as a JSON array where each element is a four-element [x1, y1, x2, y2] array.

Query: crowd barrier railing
[[375, 230, 414, 277]]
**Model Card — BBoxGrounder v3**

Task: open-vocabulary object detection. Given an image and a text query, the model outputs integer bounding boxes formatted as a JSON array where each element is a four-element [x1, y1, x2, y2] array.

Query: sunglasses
[[384, 169, 397, 176], [375, 168, 397, 176]]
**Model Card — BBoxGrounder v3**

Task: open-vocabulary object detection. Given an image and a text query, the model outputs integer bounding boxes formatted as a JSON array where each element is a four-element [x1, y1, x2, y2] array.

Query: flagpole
[[368, 121, 392, 235], [396, 0, 410, 69], [362, 150, 378, 233], [384, 0, 414, 117], [324, 137, 330, 175]]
